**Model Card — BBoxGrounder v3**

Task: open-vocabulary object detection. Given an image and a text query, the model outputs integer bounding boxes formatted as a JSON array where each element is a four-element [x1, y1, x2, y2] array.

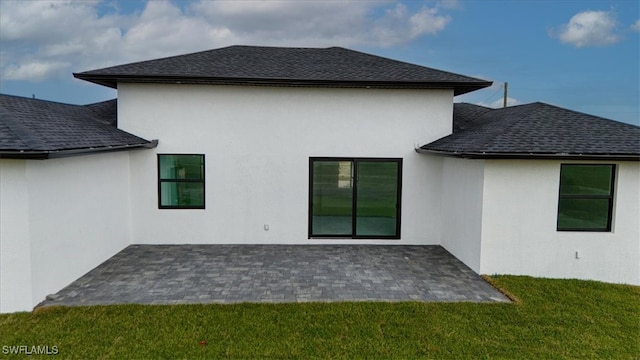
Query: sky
[[1, 0, 638, 125]]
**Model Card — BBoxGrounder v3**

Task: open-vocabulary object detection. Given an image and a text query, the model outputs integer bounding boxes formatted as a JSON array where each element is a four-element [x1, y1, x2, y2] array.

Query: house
[[1, 45, 638, 313]]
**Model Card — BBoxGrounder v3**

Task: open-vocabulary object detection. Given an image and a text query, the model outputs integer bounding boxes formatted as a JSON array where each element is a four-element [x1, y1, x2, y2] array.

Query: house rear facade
[[1, 45, 638, 313]]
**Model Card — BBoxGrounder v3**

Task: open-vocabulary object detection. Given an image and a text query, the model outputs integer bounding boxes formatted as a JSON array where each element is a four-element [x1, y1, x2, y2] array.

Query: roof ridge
[[0, 94, 117, 127], [74, 45, 334, 75], [333, 47, 490, 83], [84, 99, 117, 126], [471, 108, 524, 150], [73, 45, 405, 75], [451, 102, 496, 133], [450, 103, 538, 149], [74, 46, 238, 75], [234, 44, 334, 50], [84, 98, 116, 107], [0, 104, 49, 150], [491, 101, 640, 129], [0, 93, 81, 107], [455, 102, 491, 108], [530, 102, 640, 128]]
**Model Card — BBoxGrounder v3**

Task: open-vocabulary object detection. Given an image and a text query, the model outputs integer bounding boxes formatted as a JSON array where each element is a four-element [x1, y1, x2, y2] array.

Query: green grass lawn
[[1, 276, 638, 359]]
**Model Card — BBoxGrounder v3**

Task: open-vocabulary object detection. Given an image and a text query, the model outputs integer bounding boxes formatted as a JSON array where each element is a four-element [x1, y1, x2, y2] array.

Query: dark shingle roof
[[84, 99, 118, 126], [420, 102, 640, 160], [0, 94, 155, 159], [74, 45, 491, 95]]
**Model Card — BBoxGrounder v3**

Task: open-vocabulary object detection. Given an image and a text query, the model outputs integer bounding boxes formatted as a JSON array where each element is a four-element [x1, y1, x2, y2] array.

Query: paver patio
[[39, 245, 509, 307]]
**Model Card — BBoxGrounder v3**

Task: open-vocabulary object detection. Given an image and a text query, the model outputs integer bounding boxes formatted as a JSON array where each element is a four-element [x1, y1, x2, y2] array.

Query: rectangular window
[[557, 164, 615, 231], [158, 154, 205, 209], [309, 157, 402, 239]]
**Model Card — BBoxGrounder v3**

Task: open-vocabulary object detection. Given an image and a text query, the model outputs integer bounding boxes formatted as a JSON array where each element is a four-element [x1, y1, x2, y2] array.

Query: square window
[[557, 164, 615, 231], [158, 154, 205, 209]]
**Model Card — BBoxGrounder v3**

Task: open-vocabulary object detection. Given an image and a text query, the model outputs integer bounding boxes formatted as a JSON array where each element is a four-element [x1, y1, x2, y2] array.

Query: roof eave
[[0, 140, 158, 160], [73, 74, 492, 92], [73, 73, 118, 88], [415, 148, 640, 161]]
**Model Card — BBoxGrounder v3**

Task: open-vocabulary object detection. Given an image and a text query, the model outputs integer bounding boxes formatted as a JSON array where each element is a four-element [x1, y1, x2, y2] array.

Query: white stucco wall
[[0, 152, 133, 312], [439, 158, 485, 272], [0, 160, 33, 313], [480, 160, 640, 285], [26, 152, 133, 308], [119, 84, 452, 245]]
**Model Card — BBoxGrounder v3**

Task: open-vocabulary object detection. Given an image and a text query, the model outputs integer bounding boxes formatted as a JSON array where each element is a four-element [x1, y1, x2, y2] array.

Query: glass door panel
[[355, 161, 398, 237], [311, 160, 353, 235]]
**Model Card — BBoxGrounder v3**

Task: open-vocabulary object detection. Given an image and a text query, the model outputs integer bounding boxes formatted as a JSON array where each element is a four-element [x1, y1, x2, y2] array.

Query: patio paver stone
[[38, 245, 509, 307]]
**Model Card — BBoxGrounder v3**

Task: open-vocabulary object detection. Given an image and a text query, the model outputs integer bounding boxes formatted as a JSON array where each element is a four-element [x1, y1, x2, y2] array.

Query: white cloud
[[409, 6, 451, 37], [118, 1, 236, 62], [193, 1, 450, 47], [481, 97, 520, 108], [0, 0, 454, 82], [0, 0, 102, 43], [3, 61, 70, 81], [0, 0, 130, 78], [370, 3, 450, 46], [631, 19, 640, 31], [552, 10, 620, 47], [190, 0, 373, 47]]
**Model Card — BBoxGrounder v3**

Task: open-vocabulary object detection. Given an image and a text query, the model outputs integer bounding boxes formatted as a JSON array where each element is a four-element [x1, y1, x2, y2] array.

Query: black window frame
[[157, 154, 206, 210], [557, 164, 616, 232], [308, 157, 402, 239]]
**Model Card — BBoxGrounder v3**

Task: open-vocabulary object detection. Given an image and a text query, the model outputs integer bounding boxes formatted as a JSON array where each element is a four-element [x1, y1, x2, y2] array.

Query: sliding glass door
[[309, 158, 402, 239]]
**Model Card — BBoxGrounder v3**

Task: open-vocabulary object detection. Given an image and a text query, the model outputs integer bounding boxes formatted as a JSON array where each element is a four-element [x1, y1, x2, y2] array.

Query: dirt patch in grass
[[482, 274, 521, 303]]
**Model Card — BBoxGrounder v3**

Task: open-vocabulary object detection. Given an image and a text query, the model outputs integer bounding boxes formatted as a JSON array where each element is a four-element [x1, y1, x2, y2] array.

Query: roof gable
[[420, 102, 640, 160], [74, 45, 491, 95], [0, 94, 154, 159]]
